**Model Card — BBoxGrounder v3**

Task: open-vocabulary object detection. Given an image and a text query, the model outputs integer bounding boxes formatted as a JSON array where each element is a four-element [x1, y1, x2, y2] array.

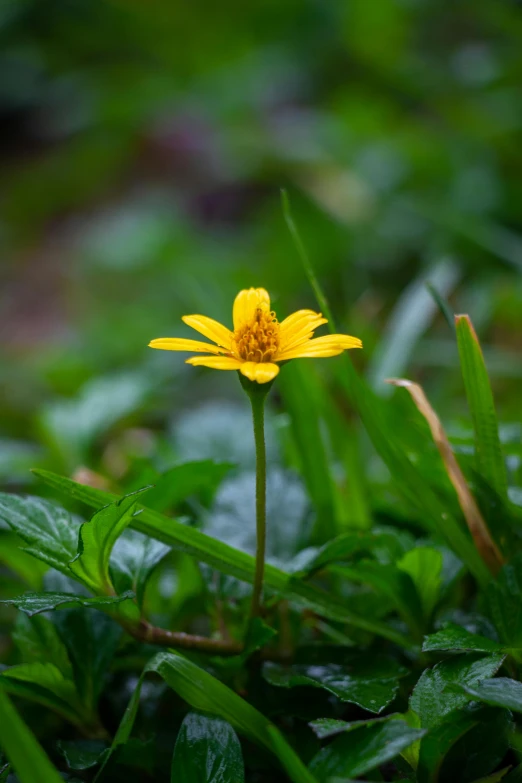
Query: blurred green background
[[1, 0, 522, 487]]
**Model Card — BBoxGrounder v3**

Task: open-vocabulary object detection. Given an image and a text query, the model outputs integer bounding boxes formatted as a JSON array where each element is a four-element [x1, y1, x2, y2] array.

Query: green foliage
[[51, 602, 123, 713], [422, 624, 505, 654], [263, 654, 407, 714], [0, 591, 134, 616], [409, 654, 505, 730], [170, 712, 245, 783], [99, 652, 317, 783], [278, 362, 338, 542], [3, 13, 522, 776], [110, 530, 170, 607], [69, 491, 148, 594], [0, 494, 81, 575], [0, 688, 64, 783], [454, 678, 522, 713], [32, 469, 412, 647], [485, 555, 522, 652], [0, 661, 85, 726], [409, 655, 508, 782], [308, 719, 425, 780], [455, 316, 508, 504]]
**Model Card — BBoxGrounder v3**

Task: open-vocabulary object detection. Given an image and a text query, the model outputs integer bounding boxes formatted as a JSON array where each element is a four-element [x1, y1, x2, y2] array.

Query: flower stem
[[239, 374, 273, 621], [250, 390, 267, 619]]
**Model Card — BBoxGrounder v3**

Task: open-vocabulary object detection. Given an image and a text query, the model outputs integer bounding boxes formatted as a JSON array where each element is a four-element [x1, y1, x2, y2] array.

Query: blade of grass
[[426, 282, 455, 331], [32, 470, 413, 648], [281, 190, 491, 588], [0, 687, 64, 783], [278, 361, 338, 542], [281, 189, 334, 322], [455, 315, 508, 503], [334, 420, 372, 530], [387, 379, 504, 576]]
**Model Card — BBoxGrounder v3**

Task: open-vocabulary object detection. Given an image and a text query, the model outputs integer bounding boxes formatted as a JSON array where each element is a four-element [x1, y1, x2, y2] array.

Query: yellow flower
[[149, 287, 362, 384]]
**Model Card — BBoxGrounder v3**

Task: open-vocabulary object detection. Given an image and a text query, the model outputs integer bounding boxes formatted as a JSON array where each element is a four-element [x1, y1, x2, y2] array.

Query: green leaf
[[454, 677, 522, 713], [110, 529, 170, 606], [145, 460, 233, 512], [416, 706, 488, 783], [422, 707, 512, 783], [278, 361, 338, 542], [57, 739, 153, 773], [304, 528, 414, 574], [12, 613, 72, 675], [243, 618, 278, 658], [422, 624, 503, 654], [96, 651, 317, 783], [263, 654, 407, 714], [281, 194, 490, 587], [32, 470, 413, 649], [51, 603, 123, 711], [455, 314, 508, 503], [333, 561, 424, 637], [309, 716, 395, 740], [398, 547, 442, 623], [0, 663, 85, 726], [309, 719, 425, 780], [69, 490, 148, 593], [170, 712, 245, 783], [0, 591, 134, 617], [57, 740, 108, 770], [486, 555, 522, 651], [409, 654, 505, 729], [0, 494, 80, 575], [0, 687, 65, 783]]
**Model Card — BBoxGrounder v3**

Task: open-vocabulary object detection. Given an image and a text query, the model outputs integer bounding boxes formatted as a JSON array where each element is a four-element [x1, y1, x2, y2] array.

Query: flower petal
[[279, 345, 345, 359], [186, 356, 243, 370], [182, 315, 234, 349], [308, 334, 363, 348], [278, 334, 362, 360], [233, 288, 270, 330], [239, 361, 280, 384], [279, 309, 323, 331], [278, 310, 328, 352], [149, 338, 225, 354]]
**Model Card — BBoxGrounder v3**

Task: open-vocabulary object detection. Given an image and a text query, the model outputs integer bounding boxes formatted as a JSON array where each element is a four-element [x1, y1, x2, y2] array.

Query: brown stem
[[120, 619, 297, 661], [126, 619, 243, 656]]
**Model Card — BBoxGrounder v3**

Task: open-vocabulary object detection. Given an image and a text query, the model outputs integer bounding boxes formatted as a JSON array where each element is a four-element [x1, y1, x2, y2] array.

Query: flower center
[[235, 308, 280, 362]]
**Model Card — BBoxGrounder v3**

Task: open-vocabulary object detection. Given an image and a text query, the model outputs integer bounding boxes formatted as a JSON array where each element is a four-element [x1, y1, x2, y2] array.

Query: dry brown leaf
[[387, 378, 504, 576]]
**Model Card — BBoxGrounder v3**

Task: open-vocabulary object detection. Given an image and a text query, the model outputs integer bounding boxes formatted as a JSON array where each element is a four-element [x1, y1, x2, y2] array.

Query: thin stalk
[[249, 388, 267, 619], [125, 619, 243, 655], [238, 372, 272, 623]]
